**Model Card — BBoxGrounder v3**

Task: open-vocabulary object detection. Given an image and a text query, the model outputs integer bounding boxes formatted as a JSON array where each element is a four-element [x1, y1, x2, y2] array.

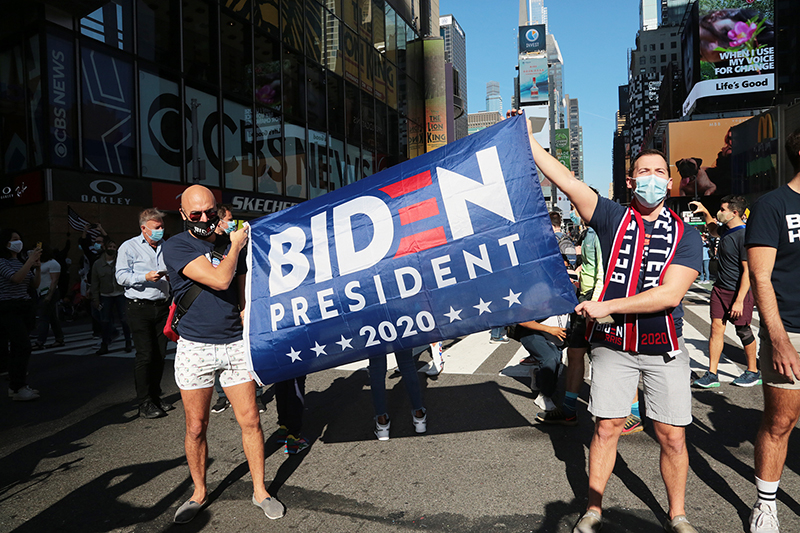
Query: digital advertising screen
[[519, 56, 548, 104]]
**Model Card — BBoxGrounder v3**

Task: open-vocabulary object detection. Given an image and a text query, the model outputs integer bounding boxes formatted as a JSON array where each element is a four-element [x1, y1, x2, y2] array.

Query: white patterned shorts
[[174, 338, 252, 390]]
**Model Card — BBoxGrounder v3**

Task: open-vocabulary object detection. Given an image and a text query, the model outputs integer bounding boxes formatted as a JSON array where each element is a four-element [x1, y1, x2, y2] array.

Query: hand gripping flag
[[244, 115, 578, 385]]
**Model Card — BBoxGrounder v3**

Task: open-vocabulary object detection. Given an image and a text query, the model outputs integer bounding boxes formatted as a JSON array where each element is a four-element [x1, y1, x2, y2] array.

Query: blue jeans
[[368, 348, 424, 417], [490, 326, 505, 340], [519, 332, 562, 398], [701, 259, 711, 282]]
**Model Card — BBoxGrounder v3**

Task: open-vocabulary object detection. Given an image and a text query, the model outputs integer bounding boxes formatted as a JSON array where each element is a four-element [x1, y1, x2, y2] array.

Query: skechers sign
[[244, 116, 578, 384], [519, 24, 546, 54]]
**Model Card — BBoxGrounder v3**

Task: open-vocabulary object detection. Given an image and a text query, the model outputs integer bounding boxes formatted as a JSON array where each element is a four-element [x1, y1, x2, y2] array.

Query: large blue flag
[[244, 115, 577, 385]]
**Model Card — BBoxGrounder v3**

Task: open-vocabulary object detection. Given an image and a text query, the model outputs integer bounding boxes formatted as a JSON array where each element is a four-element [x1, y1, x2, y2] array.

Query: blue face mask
[[223, 221, 236, 235], [570, 212, 580, 225], [633, 174, 669, 208], [149, 228, 164, 242], [91, 243, 102, 252]]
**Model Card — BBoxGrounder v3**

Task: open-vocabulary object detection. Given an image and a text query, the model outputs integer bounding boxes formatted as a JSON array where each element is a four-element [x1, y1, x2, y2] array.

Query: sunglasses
[[181, 208, 217, 222]]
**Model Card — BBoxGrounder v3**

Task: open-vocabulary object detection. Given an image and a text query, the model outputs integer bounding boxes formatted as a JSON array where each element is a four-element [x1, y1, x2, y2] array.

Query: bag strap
[[176, 236, 231, 313]]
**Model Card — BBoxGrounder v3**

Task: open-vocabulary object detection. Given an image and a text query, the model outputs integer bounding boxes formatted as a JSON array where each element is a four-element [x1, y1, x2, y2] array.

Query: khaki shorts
[[174, 338, 253, 390], [588, 338, 692, 426], [759, 328, 800, 389]]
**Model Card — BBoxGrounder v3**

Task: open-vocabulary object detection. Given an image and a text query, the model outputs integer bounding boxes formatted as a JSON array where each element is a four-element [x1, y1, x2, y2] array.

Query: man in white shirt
[[116, 208, 172, 419]]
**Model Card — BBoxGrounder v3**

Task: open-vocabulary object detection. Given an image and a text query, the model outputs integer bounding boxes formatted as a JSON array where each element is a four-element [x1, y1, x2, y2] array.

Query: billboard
[[519, 56, 548, 104], [666, 116, 752, 201], [519, 24, 546, 54], [683, 0, 775, 115], [554, 129, 571, 170]]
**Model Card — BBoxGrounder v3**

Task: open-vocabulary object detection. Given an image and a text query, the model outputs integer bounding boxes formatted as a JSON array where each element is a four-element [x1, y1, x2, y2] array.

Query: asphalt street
[[2, 290, 800, 533]]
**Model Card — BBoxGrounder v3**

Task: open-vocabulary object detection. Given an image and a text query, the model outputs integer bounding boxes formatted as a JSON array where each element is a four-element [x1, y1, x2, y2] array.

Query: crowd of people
[[3, 128, 800, 533]]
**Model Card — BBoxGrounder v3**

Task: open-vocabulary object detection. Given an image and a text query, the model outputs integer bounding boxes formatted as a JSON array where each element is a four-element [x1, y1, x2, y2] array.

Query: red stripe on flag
[[398, 198, 439, 226], [379, 170, 432, 198], [394, 227, 447, 258]]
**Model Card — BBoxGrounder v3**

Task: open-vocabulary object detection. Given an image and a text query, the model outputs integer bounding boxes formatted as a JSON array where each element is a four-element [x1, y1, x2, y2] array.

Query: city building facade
[[439, 13, 467, 140]]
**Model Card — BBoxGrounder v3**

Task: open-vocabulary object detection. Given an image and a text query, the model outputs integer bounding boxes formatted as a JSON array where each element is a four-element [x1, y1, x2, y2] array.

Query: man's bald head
[[181, 185, 215, 213]]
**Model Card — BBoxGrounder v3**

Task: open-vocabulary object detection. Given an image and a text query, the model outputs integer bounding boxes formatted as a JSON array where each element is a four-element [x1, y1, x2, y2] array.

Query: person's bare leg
[[566, 347, 586, 394], [707, 318, 726, 374], [181, 386, 214, 503], [652, 421, 688, 519], [586, 417, 626, 513], [744, 340, 759, 373], [224, 380, 269, 502], [755, 386, 800, 481]]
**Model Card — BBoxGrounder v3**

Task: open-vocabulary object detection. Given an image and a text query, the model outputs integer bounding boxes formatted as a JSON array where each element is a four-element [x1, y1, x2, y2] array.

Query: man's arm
[[518, 320, 567, 343], [576, 263, 697, 318], [115, 241, 163, 287], [182, 226, 249, 291], [528, 128, 598, 223], [689, 201, 720, 237], [748, 245, 800, 379], [729, 259, 751, 320], [45, 269, 60, 302]]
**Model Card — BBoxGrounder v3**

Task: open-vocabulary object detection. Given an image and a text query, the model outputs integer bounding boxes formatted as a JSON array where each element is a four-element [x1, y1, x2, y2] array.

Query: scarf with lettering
[[587, 206, 683, 354]]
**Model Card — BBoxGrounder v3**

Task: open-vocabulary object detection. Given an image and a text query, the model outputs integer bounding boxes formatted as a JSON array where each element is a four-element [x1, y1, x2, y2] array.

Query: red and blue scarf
[[587, 206, 683, 354]]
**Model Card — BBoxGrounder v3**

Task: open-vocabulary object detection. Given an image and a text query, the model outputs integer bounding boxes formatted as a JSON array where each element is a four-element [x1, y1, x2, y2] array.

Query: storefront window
[[327, 73, 345, 138], [361, 93, 375, 151], [329, 135, 345, 190], [344, 81, 360, 145], [81, 44, 135, 175], [307, 63, 326, 131], [345, 142, 360, 185], [139, 70, 181, 181]]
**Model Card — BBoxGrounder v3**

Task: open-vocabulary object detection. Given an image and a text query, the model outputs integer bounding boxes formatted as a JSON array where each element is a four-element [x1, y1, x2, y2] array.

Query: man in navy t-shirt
[[530, 133, 701, 533], [163, 185, 285, 524], [745, 128, 800, 533]]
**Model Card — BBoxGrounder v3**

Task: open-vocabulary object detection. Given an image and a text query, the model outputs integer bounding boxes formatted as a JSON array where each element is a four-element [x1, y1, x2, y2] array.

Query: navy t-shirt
[[745, 185, 800, 332], [589, 197, 702, 335], [163, 231, 247, 344], [715, 225, 747, 292]]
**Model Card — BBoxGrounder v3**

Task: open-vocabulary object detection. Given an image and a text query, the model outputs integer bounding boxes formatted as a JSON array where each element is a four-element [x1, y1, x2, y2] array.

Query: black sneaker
[[536, 407, 578, 426], [211, 397, 229, 413], [95, 343, 109, 356], [139, 399, 167, 419]]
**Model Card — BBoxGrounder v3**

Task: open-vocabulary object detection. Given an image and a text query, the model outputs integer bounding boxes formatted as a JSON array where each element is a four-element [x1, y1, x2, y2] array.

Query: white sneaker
[[750, 502, 779, 533], [374, 418, 390, 441], [10, 386, 40, 401], [412, 410, 427, 434], [534, 392, 556, 412]]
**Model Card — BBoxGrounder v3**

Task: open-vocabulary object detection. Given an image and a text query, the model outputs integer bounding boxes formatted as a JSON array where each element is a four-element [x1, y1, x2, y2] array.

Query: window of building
[[671, 53, 677, 61], [639, 56, 646, 65], [372, 0, 385, 51], [283, 48, 306, 123], [660, 42, 664, 50], [660, 54, 666, 62], [308, 129, 328, 199], [385, 4, 396, 63], [254, 0, 279, 37], [138, 0, 179, 68], [305, 1, 325, 64], [284, 120, 308, 198], [282, 0, 303, 50], [221, 13, 252, 98], [82, 43, 135, 175], [329, 135, 345, 190], [326, 0, 342, 19], [345, 81, 360, 144], [307, 62, 326, 131], [80, 0, 133, 52], [671, 41, 677, 49], [255, 106, 281, 194], [184, 0, 218, 85], [361, 93, 375, 151], [139, 70, 181, 181], [326, 12, 344, 76], [328, 73, 345, 137], [184, 85, 220, 186], [253, 34, 281, 113], [223, 98, 254, 191], [649, 43, 655, 51], [650, 55, 656, 64]]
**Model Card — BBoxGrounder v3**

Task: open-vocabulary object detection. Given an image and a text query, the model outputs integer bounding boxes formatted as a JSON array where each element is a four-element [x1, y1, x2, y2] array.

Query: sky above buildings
[[440, 0, 641, 196]]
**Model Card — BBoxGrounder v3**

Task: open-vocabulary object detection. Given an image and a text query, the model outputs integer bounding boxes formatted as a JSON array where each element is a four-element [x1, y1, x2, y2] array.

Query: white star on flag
[[503, 289, 522, 307], [336, 335, 353, 351], [311, 341, 327, 357], [443, 306, 463, 323], [474, 298, 492, 315], [285, 347, 302, 362]]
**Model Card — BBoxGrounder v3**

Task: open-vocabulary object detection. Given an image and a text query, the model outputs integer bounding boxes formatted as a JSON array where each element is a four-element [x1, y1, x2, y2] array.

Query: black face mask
[[188, 216, 219, 238], [106, 249, 118, 258]]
